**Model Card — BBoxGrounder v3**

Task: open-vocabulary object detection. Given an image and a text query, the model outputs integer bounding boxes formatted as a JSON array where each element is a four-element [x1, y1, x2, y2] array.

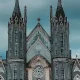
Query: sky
[[0, 0, 80, 59]]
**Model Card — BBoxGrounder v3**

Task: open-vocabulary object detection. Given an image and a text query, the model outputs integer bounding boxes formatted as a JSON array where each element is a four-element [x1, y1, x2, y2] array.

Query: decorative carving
[[15, 16, 18, 24], [10, 17, 13, 24]]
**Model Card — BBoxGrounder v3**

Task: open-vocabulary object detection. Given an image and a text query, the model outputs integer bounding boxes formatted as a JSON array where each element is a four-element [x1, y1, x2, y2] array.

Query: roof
[[12, 0, 21, 20], [27, 37, 51, 63], [55, 0, 65, 20], [27, 22, 50, 41]]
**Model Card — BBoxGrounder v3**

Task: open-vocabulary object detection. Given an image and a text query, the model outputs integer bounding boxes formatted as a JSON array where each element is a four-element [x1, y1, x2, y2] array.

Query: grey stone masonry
[[50, 0, 71, 80], [6, 0, 27, 80]]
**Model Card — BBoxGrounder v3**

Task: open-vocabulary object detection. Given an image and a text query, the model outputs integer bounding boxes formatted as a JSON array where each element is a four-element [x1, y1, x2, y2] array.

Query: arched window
[[0, 75, 4, 80]]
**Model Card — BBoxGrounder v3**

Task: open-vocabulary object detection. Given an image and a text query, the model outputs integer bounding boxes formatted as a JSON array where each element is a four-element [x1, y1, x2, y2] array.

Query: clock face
[[33, 65, 44, 78]]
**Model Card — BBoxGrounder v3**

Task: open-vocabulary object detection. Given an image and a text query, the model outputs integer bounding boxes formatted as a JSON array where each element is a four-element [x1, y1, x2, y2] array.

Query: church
[[0, 0, 80, 80]]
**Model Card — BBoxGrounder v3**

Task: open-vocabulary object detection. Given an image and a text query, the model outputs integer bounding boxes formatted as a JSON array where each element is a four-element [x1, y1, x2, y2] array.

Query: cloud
[[69, 19, 80, 49], [54, 0, 80, 19], [0, 0, 80, 59], [0, 25, 8, 51], [0, 0, 52, 24], [70, 34, 80, 43], [0, 0, 80, 24]]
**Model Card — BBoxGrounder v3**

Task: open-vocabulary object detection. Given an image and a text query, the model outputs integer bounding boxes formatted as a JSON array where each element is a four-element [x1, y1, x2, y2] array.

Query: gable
[[27, 23, 50, 50], [26, 38, 51, 63], [27, 23, 50, 41]]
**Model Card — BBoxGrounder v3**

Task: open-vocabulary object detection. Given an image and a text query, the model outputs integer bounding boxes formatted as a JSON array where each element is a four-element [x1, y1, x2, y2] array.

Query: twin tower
[[6, 0, 71, 80]]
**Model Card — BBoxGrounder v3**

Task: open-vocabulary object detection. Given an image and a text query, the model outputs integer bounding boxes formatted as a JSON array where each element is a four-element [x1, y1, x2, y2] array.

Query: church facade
[[0, 0, 80, 80]]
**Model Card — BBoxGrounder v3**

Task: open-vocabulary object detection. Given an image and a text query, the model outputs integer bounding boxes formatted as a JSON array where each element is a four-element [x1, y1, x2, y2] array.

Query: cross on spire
[[37, 18, 41, 23]]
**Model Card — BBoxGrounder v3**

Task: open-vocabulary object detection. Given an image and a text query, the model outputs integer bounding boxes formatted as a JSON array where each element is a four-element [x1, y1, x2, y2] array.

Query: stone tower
[[6, 0, 27, 80], [50, 0, 71, 80]]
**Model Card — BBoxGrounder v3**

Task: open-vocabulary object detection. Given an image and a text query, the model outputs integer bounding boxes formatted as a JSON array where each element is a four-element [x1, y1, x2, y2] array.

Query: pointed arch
[[28, 55, 51, 68]]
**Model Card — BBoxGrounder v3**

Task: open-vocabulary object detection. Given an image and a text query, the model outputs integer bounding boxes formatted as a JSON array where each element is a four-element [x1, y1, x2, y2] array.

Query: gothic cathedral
[[0, 0, 80, 80]]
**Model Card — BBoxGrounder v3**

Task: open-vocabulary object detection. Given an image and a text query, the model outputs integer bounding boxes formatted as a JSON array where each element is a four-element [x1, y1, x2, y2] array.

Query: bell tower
[[6, 0, 27, 80], [50, 0, 71, 80]]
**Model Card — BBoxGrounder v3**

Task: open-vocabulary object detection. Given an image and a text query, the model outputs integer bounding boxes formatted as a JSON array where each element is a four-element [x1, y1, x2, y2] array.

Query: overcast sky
[[0, 0, 80, 59]]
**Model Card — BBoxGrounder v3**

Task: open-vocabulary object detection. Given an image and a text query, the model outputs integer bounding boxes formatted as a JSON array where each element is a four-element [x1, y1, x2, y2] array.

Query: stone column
[[28, 68, 33, 80], [45, 68, 50, 80]]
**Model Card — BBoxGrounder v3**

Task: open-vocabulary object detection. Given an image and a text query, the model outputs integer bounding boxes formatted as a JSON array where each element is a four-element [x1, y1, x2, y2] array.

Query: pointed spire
[[50, 5, 53, 22], [55, 0, 65, 20], [58, 0, 62, 7], [24, 6, 27, 23], [15, 0, 19, 7], [12, 0, 21, 19]]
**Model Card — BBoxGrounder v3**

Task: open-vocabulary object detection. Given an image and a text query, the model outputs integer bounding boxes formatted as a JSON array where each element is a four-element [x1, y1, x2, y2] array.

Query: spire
[[12, 0, 21, 19], [55, 0, 65, 19], [58, 0, 62, 7], [50, 6, 53, 22], [24, 6, 27, 23]]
